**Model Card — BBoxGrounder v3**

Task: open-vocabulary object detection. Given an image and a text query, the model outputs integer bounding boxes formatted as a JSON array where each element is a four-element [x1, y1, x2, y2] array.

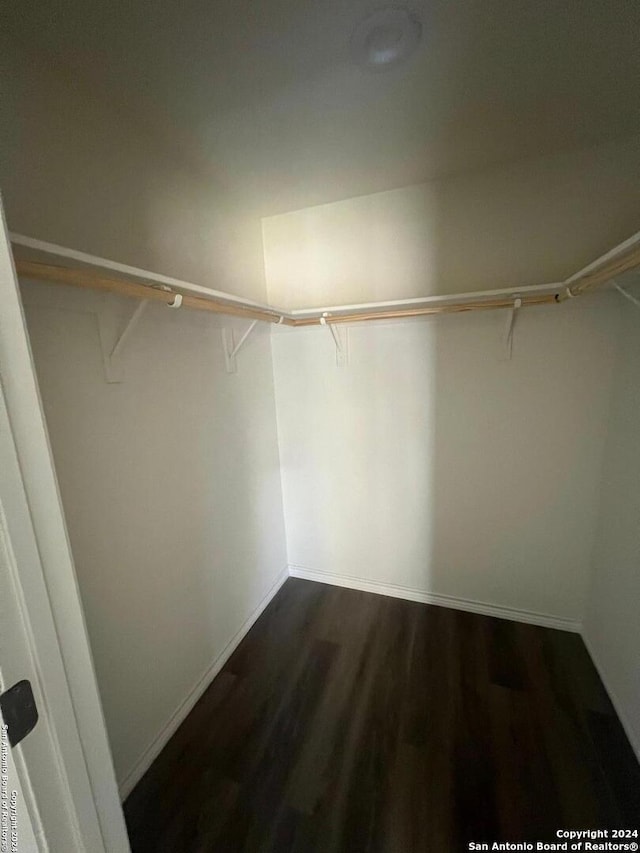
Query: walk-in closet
[[1, 1, 639, 851]]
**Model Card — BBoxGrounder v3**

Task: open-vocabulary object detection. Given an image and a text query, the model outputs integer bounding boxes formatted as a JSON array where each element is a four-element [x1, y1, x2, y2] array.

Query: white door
[[0, 196, 131, 852], [0, 386, 91, 851]]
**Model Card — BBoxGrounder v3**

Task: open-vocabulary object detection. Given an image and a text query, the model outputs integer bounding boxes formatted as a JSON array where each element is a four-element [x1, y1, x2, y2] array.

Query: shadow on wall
[[583, 291, 640, 757], [426, 302, 619, 621]]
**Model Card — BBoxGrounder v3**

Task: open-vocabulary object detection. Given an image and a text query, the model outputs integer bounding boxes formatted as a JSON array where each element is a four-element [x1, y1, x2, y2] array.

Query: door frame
[[0, 198, 130, 851]]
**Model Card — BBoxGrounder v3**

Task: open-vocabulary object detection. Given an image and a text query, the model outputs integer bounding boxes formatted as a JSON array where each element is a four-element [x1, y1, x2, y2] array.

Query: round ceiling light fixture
[[351, 7, 422, 72]]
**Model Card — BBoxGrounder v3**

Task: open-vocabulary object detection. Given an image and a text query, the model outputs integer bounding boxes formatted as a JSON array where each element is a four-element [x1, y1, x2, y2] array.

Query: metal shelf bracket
[[222, 320, 259, 373], [614, 281, 640, 310], [98, 299, 149, 383], [97, 285, 182, 383], [503, 297, 522, 360], [320, 313, 349, 367]]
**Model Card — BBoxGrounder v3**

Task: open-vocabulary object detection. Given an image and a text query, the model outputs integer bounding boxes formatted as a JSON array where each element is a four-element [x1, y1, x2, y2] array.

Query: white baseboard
[[117, 566, 289, 800], [288, 565, 582, 633], [581, 630, 640, 762]]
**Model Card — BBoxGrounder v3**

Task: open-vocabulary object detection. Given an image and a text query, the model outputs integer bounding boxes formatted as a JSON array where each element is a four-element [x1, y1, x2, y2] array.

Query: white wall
[[20, 280, 287, 794], [6, 30, 638, 802], [272, 299, 620, 627], [584, 295, 640, 758], [262, 136, 640, 309], [4, 34, 289, 802]]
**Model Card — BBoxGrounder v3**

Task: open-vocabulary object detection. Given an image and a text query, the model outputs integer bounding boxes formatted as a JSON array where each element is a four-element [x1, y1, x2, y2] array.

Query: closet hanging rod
[[14, 261, 295, 325], [299, 230, 640, 323], [558, 242, 640, 301], [562, 229, 640, 286], [14, 258, 561, 325], [11, 227, 640, 326], [10, 232, 284, 314], [289, 282, 563, 317], [293, 292, 559, 326]]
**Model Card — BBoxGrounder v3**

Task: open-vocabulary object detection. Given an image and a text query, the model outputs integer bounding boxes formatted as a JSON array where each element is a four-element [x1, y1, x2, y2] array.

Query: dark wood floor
[[124, 579, 640, 852]]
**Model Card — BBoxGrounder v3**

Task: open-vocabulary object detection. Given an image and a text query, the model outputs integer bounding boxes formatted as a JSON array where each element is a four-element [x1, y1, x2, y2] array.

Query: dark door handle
[[0, 680, 39, 747]]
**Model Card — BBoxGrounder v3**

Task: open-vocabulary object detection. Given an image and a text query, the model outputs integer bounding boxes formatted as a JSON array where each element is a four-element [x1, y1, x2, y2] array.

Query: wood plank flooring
[[124, 579, 640, 852]]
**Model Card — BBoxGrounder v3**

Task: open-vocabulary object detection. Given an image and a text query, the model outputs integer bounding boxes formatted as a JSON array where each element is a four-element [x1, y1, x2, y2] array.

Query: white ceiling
[[5, 0, 640, 216]]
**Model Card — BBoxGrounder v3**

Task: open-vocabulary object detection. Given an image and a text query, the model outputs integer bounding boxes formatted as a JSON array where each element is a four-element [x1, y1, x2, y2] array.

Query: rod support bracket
[[98, 298, 149, 383], [151, 284, 183, 309], [320, 313, 349, 367], [503, 296, 522, 360], [613, 281, 640, 310], [222, 320, 259, 373]]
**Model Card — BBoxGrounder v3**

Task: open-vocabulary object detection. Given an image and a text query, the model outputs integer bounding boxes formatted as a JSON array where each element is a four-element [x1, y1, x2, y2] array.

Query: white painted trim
[[563, 228, 640, 285], [117, 567, 290, 799], [289, 281, 564, 316], [286, 229, 640, 316], [581, 631, 640, 762], [288, 565, 581, 633], [14, 231, 565, 320], [0, 202, 129, 852], [16, 228, 640, 325], [10, 232, 288, 315]]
